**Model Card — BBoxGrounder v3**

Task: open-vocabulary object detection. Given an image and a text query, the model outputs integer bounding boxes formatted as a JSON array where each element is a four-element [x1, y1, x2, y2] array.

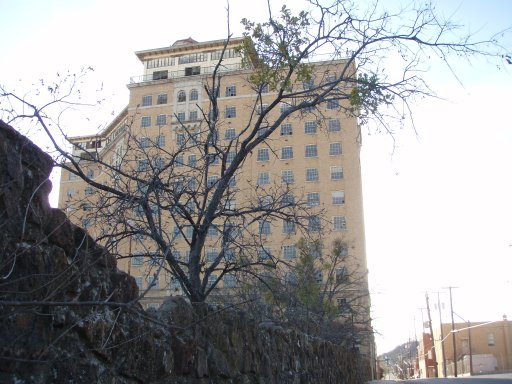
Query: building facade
[[58, 37, 372, 354], [431, 317, 512, 376]]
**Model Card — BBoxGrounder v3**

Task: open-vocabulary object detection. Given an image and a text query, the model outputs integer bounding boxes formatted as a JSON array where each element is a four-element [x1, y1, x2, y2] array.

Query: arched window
[[190, 89, 198, 101], [177, 90, 186, 103]]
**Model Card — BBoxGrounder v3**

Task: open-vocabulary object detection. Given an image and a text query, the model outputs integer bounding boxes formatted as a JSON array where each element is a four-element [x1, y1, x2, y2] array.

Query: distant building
[[417, 332, 437, 378], [432, 316, 512, 376]]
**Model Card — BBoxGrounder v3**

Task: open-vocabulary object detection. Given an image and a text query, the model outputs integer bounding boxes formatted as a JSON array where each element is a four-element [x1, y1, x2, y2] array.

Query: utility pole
[[425, 293, 438, 377], [437, 292, 447, 377], [468, 320, 473, 376], [445, 286, 458, 377]]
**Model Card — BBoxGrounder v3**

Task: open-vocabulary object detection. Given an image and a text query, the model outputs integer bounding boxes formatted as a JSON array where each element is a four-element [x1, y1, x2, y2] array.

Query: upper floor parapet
[[131, 37, 245, 86]]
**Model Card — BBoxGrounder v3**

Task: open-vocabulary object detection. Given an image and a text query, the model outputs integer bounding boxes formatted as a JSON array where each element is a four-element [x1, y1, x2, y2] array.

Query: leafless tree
[[1, 0, 508, 304]]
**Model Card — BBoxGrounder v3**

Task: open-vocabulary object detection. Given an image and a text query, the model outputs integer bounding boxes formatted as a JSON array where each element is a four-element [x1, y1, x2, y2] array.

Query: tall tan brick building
[[58, 37, 372, 355]]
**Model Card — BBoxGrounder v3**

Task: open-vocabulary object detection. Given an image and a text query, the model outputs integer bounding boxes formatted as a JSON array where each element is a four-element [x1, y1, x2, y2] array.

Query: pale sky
[[1, 0, 511, 355]]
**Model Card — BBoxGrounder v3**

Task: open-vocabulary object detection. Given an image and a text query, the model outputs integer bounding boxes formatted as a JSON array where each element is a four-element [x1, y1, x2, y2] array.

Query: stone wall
[[0, 120, 370, 383]]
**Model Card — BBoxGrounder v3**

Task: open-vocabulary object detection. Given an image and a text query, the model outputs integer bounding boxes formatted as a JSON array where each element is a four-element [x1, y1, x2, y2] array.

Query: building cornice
[[134, 37, 245, 62]]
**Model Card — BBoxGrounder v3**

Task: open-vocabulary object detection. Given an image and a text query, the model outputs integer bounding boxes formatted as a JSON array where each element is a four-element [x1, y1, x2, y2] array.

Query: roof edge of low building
[[68, 106, 128, 142]]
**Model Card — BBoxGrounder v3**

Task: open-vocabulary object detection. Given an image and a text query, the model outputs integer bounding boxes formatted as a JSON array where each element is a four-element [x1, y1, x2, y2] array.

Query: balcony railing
[[130, 63, 244, 84]]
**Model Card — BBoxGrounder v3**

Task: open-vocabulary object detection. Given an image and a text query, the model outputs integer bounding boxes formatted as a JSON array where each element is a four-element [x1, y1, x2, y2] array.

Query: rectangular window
[[256, 104, 268, 115], [206, 153, 219, 165], [224, 274, 236, 288], [141, 116, 151, 128], [283, 245, 296, 259], [157, 94, 167, 105], [86, 169, 94, 179], [259, 195, 271, 208], [224, 248, 236, 262], [329, 142, 342, 155], [184, 225, 194, 240], [332, 191, 345, 205], [225, 106, 236, 118], [207, 274, 217, 288], [333, 216, 347, 231], [175, 155, 184, 167], [179, 53, 207, 64], [185, 66, 201, 76], [156, 114, 167, 126], [225, 85, 236, 97], [307, 192, 320, 206], [207, 225, 218, 237], [138, 137, 150, 148], [327, 99, 339, 110], [315, 270, 323, 284], [281, 146, 293, 160], [281, 170, 294, 184], [138, 160, 149, 172], [224, 128, 236, 140], [132, 255, 144, 266], [68, 172, 77, 181], [282, 219, 296, 234], [305, 144, 318, 158], [187, 178, 197, 191], [211, 48, 240, 61], [304, 121, 317, 134], [189, 110, 198, 120], [487, 333, 495, 346], [176, 112, 186, 121], [156, 135, 165, 147], [84, 186, 93, 196], [303, 79, 314, 90], [280, 103, 292, 113], [280, 123, 292, 136], [336, 267, 349, 283], [330, 166, 343, 180], [142, 95, 152, 107], [226, 151, 236, 164], [259, 220, 271, 235], [147, 57, 174, 69], [337, 298, 350, 313], [206, 248, 218, 262], [257, 148, 270, 161], [257, 247, 272, 260], [282, 193, 294, 206], [207, 175, 218, 188], [308, 216, 321, 232], [152, 70, 168, 80], [188, 154, 196, 167], [310, 243, 322, 258], [154, 157, 164, 170], [134, 276, 143, 289], [176, 133, 185, 146], [257, 172, 269, 185], [328, 119, 341, 132], [225, 198, 236, 210], [306, 168, 319, 182], [257, 127, 269, 137]]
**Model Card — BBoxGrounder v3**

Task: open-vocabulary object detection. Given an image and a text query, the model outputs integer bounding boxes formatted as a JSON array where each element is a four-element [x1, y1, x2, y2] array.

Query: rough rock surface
[[0, 120, 369, 383]]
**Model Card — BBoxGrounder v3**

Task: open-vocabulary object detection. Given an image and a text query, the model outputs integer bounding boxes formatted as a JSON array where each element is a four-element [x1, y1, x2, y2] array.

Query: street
[[369, 373, 512, 383]]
